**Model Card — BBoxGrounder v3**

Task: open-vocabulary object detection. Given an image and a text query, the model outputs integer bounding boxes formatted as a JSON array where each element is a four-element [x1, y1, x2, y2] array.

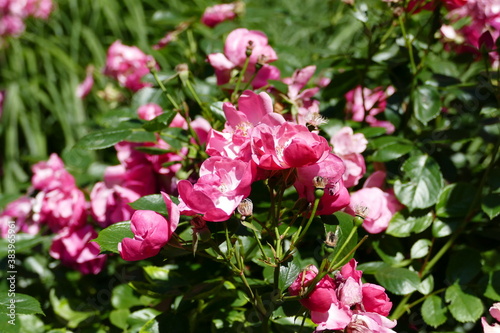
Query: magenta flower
[[103, 40, 156, 91], [294, 153, 350, 215], [0, 196, 39, 237], [37, 187, 88, 232], [345, 85, 396, 134], [50, 225, 106, 275], [137, 103, 163, 121], [201, 3, 239, 28], [177, 156, 253, 222], [118, 192, 179, 261], [207, 28, 280, 89], [251, 121, 330, 170], [31, 153, 75, 192]]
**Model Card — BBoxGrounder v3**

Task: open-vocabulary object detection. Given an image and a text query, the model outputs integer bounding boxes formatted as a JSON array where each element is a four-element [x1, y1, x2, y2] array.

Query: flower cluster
[[289, 260, 396, 332], [0, 0, 53, 44]]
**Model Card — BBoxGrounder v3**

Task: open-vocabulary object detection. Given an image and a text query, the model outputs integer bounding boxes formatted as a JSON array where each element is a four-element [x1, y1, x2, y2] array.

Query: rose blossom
[[201, 2, 239, 27], [177, 156, 253, 222], [294, 153, 350, 216], [118, 192, 179, 261], [344, 171, 403, 234], [31, 153, 75, 192], [345, 85, 396, 134], [0, 196, 39, 237], [49, 225, 106, 275], [482, 303, 500, 333], [103, 40, 156, 91], [207, 28, 280, 89]]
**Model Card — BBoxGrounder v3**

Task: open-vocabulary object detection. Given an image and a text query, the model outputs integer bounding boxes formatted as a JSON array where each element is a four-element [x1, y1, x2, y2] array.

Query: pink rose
[[294, 153, 350, 215], [118, 193, 179, 261], [0, 196, 39, 237], [362, 283, 393, 316], [50, 225, 106, 275], [103, 40, 156, 91], [137, 103, 163, 121], [345, 312, 397, 333], [178, 156, 253, 222], [201, 3, 238, 27], [37, 187, 88, 232], [482, 303, 500, 333], [340, 153, 366, 188], [331, 127, 368, 156], [251, 122, 330, 170], [31, 153, 75, 192]]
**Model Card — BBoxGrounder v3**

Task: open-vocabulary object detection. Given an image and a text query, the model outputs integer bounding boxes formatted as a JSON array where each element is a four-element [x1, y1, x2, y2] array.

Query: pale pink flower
[[482, 303, 500, 333], [177, 156, 253, 222], [201, 3, 238, 27], [345, 85, 396, 134], [25, 0, 53, 19], [152, 31, 176, 50], [0, 14, 25, 37], [346, 312, 397, 333], [118, 192, 179, 261], [76, 65, 94, 99], [0, 196, 39, 237], [344, 171, 403, 234], [340, 153, 366, 188], [331, 127, 368, 156], [49, 225, 106, 275], [137, 103, 163, 121], [103, 40, 156, 91], [31, 153, 75, 192]]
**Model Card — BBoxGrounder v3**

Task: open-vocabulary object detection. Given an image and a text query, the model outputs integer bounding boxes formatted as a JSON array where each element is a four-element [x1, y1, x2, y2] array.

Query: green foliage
[[93, 221, 133, 254]]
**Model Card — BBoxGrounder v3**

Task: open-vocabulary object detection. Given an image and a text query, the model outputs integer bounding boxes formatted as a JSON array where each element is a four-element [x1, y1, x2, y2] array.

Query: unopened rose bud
[[191, 216, 211, 242], [246, 41, 254, 57], [237, 198, 253, 218], [147, 58, 157, 70], [479, 31, 494, 53]]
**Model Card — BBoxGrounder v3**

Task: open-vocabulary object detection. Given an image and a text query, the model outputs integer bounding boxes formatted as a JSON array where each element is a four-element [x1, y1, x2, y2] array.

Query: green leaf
[[49, 289, 97, 328], [110, 309, 130, 330], [111, 284, 142, 310], [413, 85, 441, 125], [75, 128, 132, 150], [482, 193, 500, 219], [418, 275, 434, 295], [131, 87, 168, 110], [129, 194, 167, 215], [142, 110, 178, 132], [0, 293, 44, 315], [436, 183, 475, 218], [139, 318, 160, 333], [422, 295, 447, 328], [93, 221, 133, 254], [375, 267, 420, 295], [279, 260, 300, 291], [432, 218, 459, 238], [410, 239, 432, 259], [160, 127, 188, 150], [394, 155, 444, 211], [386, 210, 433, 237], [371, 136, 415, 162], [267, 80, 290, 93], [356, 127, 387, 138], [210, 101, 226, 123], [446, 248, 481, 285], [445, 284, 483, 323]]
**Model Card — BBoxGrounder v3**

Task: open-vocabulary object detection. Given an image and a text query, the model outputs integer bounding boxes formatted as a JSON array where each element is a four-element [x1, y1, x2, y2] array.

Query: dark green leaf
[[75, 128, 132, 150], [210, 101, 226, 123], [267, 80, 290, 93], [482, 193, 500, 219], [374, 267, 420, 295], [279, 260, 300, 291], [445, 284, 483, 323], [126, 131, 157, 143], [356, 127, 387, 138], [446, 248, 481, 285], [142, 110, 178, 132], [436, 183, 475, 218], [371, 136, 414, 162], [0, 293, 44, 315], [129, 194, 167, 215], [432, 218, 460, 238], [131, 87, 169, 110], [422, 295, 447, 328], [394, 155, 444, 211], [160, 127, 188, 150], [413, 85, 441, 125], [93, 221, 134, 254], [386, 210, 433, 237]]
